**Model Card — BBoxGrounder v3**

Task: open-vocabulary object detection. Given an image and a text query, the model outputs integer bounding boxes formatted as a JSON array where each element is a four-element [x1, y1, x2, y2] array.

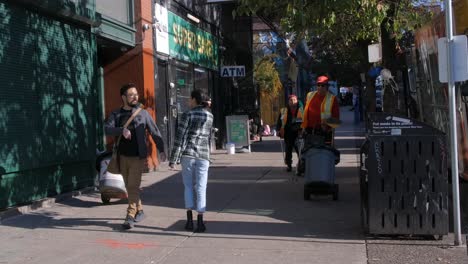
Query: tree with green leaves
[[254, 55, 283, 97], [238, 0, 440, 110]]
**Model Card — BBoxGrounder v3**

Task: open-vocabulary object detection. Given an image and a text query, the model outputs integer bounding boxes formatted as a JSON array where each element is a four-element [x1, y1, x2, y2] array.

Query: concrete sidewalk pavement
[[0, 109, 466, 264]]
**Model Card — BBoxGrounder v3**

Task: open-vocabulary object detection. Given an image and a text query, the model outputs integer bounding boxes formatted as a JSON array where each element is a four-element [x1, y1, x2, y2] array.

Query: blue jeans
[[181, 157, 210, 213]]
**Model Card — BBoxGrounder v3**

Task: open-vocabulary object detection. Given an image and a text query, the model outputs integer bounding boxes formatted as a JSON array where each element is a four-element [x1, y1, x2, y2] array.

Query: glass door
[[155, 60, 170, 153], [194, 67, 209, 95], [172, 60, 194, 114]]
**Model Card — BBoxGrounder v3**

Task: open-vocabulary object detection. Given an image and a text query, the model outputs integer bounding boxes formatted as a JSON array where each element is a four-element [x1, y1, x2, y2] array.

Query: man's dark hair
[[120, 83, 136, 96], [191, 89, 210, 106]]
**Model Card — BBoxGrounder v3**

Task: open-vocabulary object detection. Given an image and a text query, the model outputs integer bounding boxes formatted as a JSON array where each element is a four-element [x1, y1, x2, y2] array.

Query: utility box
[[360, 113, 449, 237]]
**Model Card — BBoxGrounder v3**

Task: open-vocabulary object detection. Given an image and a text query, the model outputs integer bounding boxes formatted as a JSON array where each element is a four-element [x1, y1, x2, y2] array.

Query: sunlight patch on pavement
[[222, 209, 275, 216], [208, 179, 257, 183]]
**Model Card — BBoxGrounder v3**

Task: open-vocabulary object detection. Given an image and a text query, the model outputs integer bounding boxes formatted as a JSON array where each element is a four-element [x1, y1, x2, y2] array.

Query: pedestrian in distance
[[169, 89, 214, 233], [276, 94, 304, 172], [105, 83, 167, 230], [352, 85, 361, 124]]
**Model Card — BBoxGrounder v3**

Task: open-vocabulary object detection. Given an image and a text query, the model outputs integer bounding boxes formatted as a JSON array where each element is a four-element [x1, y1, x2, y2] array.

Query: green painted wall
[[0, 2, 98, 209], [12, 0, 96, 22]]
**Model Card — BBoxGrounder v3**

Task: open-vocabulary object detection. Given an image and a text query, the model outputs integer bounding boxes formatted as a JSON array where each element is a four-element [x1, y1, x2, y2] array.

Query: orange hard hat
[[316, 75, 329, 84]]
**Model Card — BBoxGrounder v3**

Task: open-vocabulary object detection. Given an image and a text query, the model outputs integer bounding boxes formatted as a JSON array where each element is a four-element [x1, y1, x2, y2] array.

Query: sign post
[[443, 0, 462, 246]]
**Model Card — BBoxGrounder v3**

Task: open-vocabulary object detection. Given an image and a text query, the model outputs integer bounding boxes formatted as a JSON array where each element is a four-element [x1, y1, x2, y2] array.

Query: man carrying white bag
[[96, 150, 127, 204]]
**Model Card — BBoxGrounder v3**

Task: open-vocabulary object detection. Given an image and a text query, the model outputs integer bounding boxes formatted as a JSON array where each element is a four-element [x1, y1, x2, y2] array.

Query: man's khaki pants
[[120, 155, 144, 218]]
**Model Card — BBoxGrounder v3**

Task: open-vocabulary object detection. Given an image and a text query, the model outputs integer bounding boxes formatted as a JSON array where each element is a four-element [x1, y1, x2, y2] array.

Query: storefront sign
[[220, 66, 245, 77], [167, 12, 218, 70], [155, 4, 169, 55]]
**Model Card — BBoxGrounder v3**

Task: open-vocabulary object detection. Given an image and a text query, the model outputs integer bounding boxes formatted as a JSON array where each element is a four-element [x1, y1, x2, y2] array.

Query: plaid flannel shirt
[[169, 106, 213, 164]]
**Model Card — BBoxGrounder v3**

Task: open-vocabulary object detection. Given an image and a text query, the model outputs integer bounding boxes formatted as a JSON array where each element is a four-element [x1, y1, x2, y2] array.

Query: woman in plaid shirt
[[169, 90, 213, 232]]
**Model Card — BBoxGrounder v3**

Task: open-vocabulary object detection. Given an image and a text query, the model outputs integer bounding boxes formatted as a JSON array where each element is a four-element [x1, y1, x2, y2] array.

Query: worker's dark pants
[[284, 131, 299, 166]]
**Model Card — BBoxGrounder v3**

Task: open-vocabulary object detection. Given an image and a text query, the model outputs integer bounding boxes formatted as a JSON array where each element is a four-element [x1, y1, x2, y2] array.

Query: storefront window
[[96, 0, 132, 25], [194, 67, 209, 95], [174, 62, 194, 113]]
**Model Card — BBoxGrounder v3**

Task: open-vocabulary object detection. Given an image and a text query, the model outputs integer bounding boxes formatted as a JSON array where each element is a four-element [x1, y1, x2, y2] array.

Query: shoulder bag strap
[[115, 107, 143, 147]]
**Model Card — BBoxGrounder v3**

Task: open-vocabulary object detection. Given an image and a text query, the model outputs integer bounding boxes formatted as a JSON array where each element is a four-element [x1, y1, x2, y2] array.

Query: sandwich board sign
[[226, 115, 250, 148]]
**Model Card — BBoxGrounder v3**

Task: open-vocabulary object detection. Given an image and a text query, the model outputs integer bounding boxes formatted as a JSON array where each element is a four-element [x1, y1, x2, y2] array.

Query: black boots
[[185, 210, 193, 231], [196, 214, 206, 233], [185, 211, 206, 232]]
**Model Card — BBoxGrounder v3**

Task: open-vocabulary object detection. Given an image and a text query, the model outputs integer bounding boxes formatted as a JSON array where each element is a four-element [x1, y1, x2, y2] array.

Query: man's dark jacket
[[105, 105, 165, 159]]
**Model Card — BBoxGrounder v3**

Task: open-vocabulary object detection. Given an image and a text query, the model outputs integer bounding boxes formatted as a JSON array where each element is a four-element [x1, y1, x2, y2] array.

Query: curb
[[0, 186, 97, 224]]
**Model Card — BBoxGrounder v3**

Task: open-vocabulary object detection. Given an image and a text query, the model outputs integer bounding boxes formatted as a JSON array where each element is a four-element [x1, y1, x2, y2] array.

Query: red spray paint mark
[[96, 239, 158, 249]]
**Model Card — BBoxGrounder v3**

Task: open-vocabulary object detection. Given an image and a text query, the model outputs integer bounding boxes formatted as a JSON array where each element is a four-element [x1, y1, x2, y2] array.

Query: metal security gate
[[360, 113, 449, 236], [0, 2, 97, 209]]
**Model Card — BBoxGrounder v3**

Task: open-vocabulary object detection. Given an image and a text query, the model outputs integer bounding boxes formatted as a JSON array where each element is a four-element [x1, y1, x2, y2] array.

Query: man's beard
[[127, 99, 138, 107]]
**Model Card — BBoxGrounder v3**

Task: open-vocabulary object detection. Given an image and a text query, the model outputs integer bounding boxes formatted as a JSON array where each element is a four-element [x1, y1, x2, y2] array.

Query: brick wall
[[103, 0, 160, 170]]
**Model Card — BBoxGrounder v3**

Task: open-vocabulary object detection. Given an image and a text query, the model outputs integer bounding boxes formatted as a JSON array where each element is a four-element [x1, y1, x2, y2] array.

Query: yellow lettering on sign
[[181, 28, 186, 46], [198, 35, 204, 54], [189, 31, 196, 51], [206, 40, 212, 59], [187, 31, 192, 50], [171, 18, 216, 65], [173, 24, 179, 44]]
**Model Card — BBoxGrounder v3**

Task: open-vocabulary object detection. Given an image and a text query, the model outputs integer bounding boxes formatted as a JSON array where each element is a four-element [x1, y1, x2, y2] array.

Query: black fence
[[360, 113, 449, 236]]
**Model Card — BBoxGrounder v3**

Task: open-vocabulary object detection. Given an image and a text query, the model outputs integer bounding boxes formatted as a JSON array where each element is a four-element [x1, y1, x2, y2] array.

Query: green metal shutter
[[0, 2, 98, 209]]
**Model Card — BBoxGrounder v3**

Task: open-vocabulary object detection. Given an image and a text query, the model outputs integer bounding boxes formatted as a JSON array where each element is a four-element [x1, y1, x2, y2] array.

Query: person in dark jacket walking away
[[276, 94, 304, 172], [169, 90, 213, 233], [105, 83, 167, 230]]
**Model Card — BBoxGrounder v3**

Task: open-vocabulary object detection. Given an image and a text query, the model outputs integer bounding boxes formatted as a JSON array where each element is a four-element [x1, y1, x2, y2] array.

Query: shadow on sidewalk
[[1, 109, 369, 243]]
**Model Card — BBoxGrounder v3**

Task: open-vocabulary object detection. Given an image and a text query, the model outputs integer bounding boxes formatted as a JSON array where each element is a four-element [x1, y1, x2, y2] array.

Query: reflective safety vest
[[280, 105, 304, 128], [302, 91, 335, 128]]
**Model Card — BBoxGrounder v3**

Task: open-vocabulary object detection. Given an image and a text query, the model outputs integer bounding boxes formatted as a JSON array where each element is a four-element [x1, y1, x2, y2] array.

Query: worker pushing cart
[[300, 75, 341, 200]]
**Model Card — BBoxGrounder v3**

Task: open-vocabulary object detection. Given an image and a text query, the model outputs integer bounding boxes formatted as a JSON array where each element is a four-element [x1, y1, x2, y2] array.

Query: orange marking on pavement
[[96, 239, 157, 249]]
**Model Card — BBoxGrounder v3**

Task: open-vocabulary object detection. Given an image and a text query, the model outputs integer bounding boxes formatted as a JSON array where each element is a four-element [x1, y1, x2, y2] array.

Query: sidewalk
[[0, 109, 466, 264]]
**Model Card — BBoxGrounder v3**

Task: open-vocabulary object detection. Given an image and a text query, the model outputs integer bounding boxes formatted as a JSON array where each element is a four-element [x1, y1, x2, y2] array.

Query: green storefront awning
[[168, 12, 218, 70]]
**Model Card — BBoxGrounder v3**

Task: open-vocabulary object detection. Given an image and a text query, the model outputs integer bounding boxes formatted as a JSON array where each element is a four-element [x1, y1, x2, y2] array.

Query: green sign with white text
[[168, 12, 218, 70]]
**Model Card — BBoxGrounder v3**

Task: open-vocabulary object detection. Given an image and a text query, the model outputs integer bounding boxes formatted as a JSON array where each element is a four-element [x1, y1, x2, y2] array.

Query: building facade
[[0, 0, 99, 209], [0, 0, 254, 209]]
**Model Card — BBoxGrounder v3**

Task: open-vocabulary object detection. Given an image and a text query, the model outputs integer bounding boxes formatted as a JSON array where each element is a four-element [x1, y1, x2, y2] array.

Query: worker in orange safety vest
[[301, 75, 340, 139], [276, 94, 304, 172]]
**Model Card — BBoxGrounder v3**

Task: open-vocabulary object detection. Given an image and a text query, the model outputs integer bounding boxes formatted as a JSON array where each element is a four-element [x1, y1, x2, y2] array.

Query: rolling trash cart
[[96, 151, 127, 204], [303, 145, 340, 200], [301, 132, 340, 201]]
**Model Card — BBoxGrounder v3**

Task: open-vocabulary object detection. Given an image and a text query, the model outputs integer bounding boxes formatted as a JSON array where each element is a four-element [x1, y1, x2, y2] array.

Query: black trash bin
[[360, 113, 449, 237]]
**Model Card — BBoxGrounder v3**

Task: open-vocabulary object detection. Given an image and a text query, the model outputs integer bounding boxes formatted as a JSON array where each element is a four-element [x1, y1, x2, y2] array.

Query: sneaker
[[122, 215, 136, 230], [135, 210, 145, 222]]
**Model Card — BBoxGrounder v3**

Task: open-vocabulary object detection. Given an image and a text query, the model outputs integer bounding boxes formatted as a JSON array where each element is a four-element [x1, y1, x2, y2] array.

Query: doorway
[[155, 60, 172, 154]]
